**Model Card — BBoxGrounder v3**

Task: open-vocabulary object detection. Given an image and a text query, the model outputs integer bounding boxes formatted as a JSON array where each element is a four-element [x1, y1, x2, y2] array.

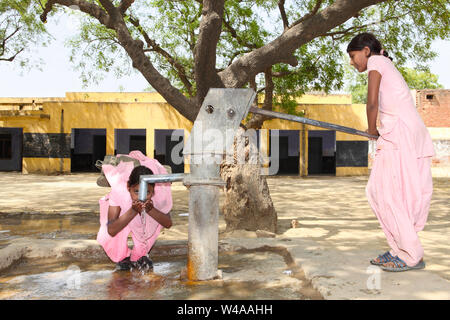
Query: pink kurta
[[96, 151, 173, 262], [365, 55, 435, 266]]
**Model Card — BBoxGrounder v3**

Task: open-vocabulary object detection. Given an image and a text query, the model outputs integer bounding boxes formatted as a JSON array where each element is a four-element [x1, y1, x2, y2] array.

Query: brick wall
[[416, 89, 450, 127], [416, 90, 450, 177]]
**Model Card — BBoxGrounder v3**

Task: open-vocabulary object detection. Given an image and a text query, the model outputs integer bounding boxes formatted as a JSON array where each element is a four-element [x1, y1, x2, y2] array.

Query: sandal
[[116, 256, 133, 271], [370, 251, 395, 266], [133, 255, 154, 272], [380, 256, 425, 272]]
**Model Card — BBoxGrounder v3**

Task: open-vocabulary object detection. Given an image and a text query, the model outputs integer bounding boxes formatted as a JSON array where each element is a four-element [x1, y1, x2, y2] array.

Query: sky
[[0, 13, 449, 98]]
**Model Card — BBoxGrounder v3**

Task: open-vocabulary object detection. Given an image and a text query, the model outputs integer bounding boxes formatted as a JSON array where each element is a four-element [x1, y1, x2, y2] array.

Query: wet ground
[[0, 249, 320, 300], [0, 172, 449, 300], [0, 212, 99, 249]]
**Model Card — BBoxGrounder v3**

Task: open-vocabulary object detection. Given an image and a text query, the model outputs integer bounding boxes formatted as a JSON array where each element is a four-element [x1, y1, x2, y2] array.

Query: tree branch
[[321, 11, 413, 40], [3, 26, 21, 43], [263, 69, 274, 110], [290, 0, 323, 28], [37, 0, 45, 11], [128, 15, 193, 96], [223, 15, 258, 49], [272, 70, 292, 78], [278, 0, 289, 30], [194, 0, 226, 104], [257, 87, 266, 94], [41, 0, 198, 122], [118, 0, 135, 14], [249, 76, 257, 93], [0, 48, 24, 62], [0, 26, 21, 56], [40, 0, 109, 26], [97, 0, 116, 15], [246, 67, 274, 129], [227, 49, 252, 66], [129, 16, 192, 96], [218, 0, 388, 88]]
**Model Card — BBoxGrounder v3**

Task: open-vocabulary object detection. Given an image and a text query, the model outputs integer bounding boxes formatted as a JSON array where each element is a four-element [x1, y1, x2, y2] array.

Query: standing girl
[[347, 33, 435, 272]]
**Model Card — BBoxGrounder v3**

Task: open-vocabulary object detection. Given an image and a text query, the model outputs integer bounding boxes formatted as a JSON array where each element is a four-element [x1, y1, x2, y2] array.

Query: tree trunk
[[220, 127, 277, 233]]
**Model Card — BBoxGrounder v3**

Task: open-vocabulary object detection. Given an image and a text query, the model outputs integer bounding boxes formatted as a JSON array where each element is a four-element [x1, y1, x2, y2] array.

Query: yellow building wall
[[22, 158, 71, 174], [257, 93, 352, 105], [64, 92, 168, 103], [336, 167, 369, 176], [1, 94, 193, 174], [1, 92, 369, 176], [262, 103, 367, 141], [260, 102, 368, 176]]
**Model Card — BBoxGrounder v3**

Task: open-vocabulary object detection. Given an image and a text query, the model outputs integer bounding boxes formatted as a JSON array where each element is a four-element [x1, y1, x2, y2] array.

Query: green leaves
[[400, 67, 444, 90], [66, 17, 126, 87], [19, 0, 449, 116], [345, 67, 369, 104], [0, 0, 49, 68], [346, 66, 443, 104]]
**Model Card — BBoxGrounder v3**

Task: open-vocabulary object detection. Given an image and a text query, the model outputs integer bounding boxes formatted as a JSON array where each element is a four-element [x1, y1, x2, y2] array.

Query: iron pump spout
[[138, 173, 186, 201]]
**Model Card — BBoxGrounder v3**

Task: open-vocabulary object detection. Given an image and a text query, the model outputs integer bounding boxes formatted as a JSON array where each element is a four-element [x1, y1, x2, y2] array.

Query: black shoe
[[116, 256, 133, 271], [135, 255, 153, 272]]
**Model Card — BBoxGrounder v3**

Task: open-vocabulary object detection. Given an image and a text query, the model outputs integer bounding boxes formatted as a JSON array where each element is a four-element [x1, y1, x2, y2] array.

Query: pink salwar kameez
[[96, 151, 173, 263], [365, 56, 435, 267]]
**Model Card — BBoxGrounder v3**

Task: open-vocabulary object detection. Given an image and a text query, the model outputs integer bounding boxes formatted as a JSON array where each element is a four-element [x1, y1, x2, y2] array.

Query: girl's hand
[[365, 128, 379, 140], [132, 200, 144, 214], [144, 199, 154, 213]]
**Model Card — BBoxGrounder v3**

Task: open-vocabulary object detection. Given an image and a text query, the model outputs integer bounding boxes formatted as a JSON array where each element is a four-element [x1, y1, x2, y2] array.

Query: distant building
[[415, 89, 450, 127], [414, 89, 450, 177], [0, 91, 447, 177]]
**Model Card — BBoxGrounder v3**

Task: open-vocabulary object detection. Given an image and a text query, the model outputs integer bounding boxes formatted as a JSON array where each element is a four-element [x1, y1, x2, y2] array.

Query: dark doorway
[[308, 137, 323, 174], [0, 133, 12, 159], [308, 130, 336, 175], [0, 128, 22, 171], [269, 130, 300, 175], [154, 129, 184, 173], [130, 135, 146, 154], [115, 129, 146, 155], [165, 134, 184, 173], [71, 129, 106, 172], [93, 135, 106, 169]]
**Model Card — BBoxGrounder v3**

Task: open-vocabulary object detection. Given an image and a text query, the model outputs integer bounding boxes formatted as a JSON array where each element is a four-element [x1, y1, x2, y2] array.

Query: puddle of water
[[0, 213, 322, 300], [0, 256, 184, 300], [0, 253, 312, 300], [0, 212, 99, 247]]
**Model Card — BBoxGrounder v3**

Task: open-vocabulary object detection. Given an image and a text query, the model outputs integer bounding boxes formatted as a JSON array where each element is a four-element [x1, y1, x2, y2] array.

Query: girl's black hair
[[347, 32, 393, 61], [128, 165, 154, 187]]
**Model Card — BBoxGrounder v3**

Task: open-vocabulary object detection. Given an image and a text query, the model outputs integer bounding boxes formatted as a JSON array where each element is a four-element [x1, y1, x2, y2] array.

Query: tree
[[347, 67, 444, 104], [401, 68, 444, 90], [36, 0, 449, 232], [0, 0, 49, 67], [346, 70, 369, 104]]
